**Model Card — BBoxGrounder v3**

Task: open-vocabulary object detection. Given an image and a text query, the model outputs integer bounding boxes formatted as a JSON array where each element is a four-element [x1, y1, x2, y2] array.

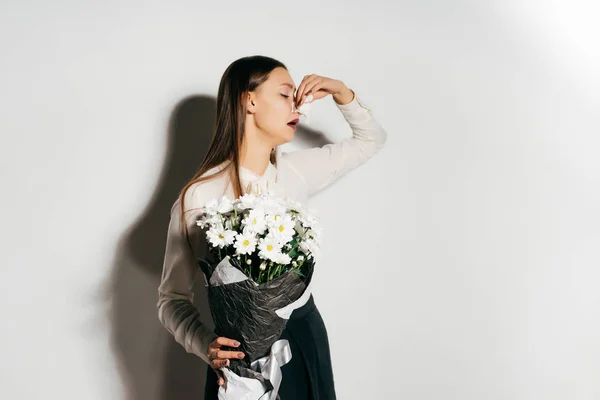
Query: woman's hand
[[295, 74, 354, 107], [207, 336, 245, 386]]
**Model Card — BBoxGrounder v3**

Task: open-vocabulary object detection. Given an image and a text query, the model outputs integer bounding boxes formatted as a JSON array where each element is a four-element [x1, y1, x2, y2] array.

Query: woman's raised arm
[[281, 89, 388, 196]]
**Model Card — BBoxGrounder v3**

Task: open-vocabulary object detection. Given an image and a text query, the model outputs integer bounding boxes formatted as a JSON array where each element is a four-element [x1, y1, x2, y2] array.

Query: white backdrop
[[1, 1, 599, 399]]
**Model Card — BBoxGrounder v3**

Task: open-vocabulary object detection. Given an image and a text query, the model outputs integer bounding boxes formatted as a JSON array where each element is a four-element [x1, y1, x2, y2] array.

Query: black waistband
[[289, 293, 316, 320]]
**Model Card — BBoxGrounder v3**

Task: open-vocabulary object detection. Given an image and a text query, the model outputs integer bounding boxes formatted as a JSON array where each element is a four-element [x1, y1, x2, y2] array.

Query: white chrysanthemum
[[242, 208, 267, 234], [296, 211, 319, 229], [217, 196, 234, 214], [235, 193, 259, 211], [257, 235, 283, 262], [203, 198, 220, 216], [225, 213, 241, 230], [265, 212, 282, 227], [197, 213, 220, 229], [272, 251, 292, 265], [305, 227, 323, 242], [257, 193, 286, 215], [284, 198, 305, 214], [295, 213, 307, 227], [234, 231, 257, 255], [267, 214, 295, 243], [206, 224, 236, 248], [299, 237, 319, 255], [293, 219, 306, 235]]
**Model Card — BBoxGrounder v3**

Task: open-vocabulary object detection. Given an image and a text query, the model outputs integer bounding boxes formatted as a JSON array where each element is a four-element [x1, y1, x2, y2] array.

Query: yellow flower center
[[218, 234, 224, 239], [267, 244, 273, 251], [278, 225, 284, 232], [243, 240, 249, 246], [253, 218, 257, 224]]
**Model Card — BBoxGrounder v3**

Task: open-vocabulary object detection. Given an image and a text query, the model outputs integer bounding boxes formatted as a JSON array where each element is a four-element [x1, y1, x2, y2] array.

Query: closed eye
[[281, 94, 290, 98]]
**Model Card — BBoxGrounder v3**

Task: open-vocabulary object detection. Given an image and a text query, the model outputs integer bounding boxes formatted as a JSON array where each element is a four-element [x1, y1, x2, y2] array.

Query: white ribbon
[[218, 339, 293, 400]]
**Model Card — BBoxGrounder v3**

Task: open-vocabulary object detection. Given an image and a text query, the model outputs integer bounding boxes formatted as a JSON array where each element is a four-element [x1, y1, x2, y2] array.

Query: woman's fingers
[[211, 358, 230, 369], [304, 81, 330, 102], [213, 336, 241, 348], [216, 349, 245, 359], [295, 75, 344, 106], [299, 78, 324, 105], [296, 74, 318, 106], [295, 75, 309, 105], [210, 350, 243, 387], [207, 336, 244, 380], [209, 350, 245, 370]]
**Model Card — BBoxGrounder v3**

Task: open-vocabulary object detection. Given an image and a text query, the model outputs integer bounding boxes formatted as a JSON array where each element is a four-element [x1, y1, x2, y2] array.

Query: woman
[[157, 55, 387, 399]]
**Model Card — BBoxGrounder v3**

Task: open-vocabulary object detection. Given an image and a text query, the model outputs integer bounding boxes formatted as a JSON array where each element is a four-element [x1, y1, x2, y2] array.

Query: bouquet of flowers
[[196, 192, 322, 400]]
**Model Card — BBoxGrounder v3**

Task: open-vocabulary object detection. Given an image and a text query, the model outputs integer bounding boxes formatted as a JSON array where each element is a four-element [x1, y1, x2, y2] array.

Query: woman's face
[[247, 67, 299, 146]]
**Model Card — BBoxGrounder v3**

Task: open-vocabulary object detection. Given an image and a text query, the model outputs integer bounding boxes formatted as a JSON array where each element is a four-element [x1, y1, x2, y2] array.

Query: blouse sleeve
[[280, 90, 388, 196], [156, 189, 218, 365]]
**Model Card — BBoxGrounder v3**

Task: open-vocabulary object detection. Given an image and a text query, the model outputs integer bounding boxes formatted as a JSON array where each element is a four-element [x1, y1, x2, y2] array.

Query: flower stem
[[269, 263, 276, 280]]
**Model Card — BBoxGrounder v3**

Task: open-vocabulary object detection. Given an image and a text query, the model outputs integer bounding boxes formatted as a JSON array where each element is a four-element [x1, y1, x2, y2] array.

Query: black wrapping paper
[[198, 254, 315, 385]]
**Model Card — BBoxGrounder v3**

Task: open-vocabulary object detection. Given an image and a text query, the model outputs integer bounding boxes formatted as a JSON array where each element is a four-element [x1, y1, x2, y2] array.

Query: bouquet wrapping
[[196, 193, 322, 400]]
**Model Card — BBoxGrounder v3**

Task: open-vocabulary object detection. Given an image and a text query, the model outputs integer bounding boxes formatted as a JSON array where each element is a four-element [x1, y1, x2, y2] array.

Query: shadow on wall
[[105, 94, 332, 400]]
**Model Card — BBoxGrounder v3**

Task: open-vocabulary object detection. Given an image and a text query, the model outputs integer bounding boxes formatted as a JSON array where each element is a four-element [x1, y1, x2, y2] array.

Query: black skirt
[[204, 294, 337, 400]]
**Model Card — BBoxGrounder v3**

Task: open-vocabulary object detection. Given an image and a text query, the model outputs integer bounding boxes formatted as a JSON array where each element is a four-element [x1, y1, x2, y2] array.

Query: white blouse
[[157, 91, 388, 364]]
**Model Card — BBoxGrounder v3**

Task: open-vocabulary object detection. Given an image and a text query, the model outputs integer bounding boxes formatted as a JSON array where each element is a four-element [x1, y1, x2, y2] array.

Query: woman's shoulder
[[170, 164, 230, 216]]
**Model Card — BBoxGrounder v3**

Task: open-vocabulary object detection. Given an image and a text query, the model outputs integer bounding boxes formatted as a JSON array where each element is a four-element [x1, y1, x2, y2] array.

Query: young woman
[[157, 55, 387, 399]]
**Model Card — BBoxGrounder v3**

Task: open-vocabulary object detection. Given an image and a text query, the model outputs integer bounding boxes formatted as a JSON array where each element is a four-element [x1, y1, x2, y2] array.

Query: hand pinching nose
[[295, 93, 314, 124]]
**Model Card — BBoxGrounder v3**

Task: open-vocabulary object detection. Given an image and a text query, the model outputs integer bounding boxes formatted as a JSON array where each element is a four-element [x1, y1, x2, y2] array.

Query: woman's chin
[[281, 130, 295, 143], [270, 128, 294, 145]]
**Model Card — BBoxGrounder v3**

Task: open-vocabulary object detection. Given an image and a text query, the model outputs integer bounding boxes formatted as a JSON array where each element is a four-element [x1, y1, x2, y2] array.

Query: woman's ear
[[245, 92, 256, 113]]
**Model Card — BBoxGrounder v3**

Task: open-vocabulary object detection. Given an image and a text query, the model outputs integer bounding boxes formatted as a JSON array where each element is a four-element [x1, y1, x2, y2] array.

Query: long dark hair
[[178, 55, 287, 237]]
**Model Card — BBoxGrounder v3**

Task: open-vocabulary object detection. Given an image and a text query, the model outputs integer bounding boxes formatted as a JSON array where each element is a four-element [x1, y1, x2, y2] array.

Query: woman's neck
[[239, 139, 273, 177]]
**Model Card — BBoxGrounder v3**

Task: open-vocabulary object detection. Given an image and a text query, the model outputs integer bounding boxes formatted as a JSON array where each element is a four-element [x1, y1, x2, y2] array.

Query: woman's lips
[[287, 118, 299, 130]]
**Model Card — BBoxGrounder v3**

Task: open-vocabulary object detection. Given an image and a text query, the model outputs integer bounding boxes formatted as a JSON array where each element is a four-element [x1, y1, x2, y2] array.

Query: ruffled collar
[[240, 161, 279, 195], [239, 161, 275, 181], [239, 146, 282, 195], [213, 147, 282, 196]]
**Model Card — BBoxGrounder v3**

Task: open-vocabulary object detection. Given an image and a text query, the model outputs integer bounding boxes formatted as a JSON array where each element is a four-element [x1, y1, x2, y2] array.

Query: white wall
[[1, 1, 599, 399]]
